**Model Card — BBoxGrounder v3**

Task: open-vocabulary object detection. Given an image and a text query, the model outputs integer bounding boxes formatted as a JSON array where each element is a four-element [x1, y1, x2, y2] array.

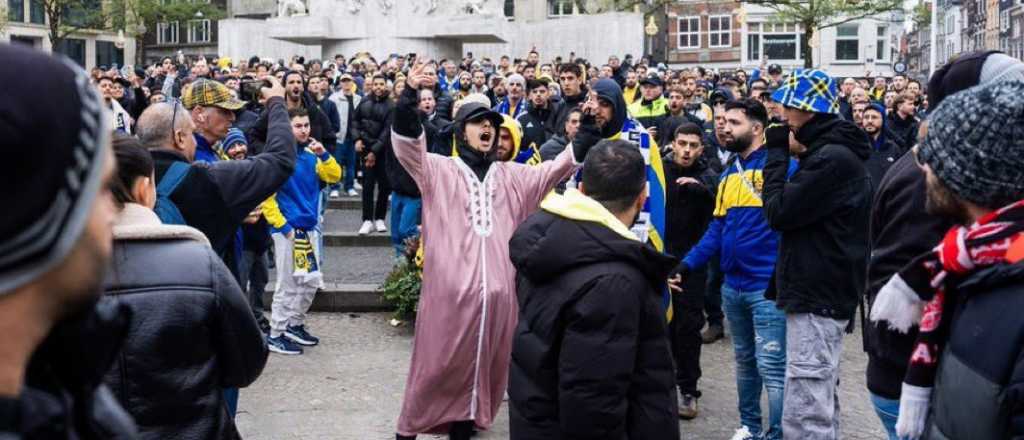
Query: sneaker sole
[[284, 332, 319, 346], [268, 344, 303, 355]]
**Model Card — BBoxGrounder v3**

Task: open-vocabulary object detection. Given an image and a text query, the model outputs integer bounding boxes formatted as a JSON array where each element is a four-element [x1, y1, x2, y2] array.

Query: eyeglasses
[[169, 98, 181, 134]]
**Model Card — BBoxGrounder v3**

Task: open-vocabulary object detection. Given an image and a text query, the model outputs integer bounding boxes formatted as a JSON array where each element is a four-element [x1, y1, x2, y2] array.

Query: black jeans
[[704, 255, 725, 327], [671, 270, 706, 397], [362, 161, 391, 221], [239, 249, 269, 325]]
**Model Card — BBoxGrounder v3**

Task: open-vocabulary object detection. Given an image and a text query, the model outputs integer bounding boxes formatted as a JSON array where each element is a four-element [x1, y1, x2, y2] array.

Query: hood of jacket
[[500, 114, 522, 160], [795, 113, 872, 161], [866, 102, 891, 151], [510, 189, 677, 285], [592, 79, 628, 138]]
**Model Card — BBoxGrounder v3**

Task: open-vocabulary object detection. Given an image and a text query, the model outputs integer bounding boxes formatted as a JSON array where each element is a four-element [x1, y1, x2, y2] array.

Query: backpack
[[153, 161, 190, 225]]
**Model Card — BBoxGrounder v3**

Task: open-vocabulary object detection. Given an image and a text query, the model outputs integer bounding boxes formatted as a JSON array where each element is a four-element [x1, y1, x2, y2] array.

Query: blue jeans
[[223, 388, 238, 417], [333, 140, 356, 191], [722, 284, 787, 440], [390, 193, 422, 256], [870, 393, 901, 440]]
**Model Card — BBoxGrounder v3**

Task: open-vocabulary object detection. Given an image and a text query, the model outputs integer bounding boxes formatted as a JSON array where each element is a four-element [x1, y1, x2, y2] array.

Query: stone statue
[[412, 0, 438, 14], [347, 0, 364, 13], [463, 0, 488, 15], [377, 0, 393, 14], [278, 0, 308, 17]]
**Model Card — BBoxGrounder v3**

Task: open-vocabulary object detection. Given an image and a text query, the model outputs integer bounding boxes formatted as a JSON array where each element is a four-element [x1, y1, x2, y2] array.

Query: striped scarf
[[873, 199, 1024, 389]]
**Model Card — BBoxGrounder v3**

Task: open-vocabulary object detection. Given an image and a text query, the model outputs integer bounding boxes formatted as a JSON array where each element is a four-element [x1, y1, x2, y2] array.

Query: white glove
[[895, 383, 931, 439]]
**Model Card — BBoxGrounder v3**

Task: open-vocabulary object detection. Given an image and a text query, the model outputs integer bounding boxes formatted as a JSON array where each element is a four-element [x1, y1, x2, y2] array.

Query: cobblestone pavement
[[236, 312, 887, 440]]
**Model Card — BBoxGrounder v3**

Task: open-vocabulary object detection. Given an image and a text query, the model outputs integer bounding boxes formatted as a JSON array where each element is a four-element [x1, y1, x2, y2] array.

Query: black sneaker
[[678, 394, 699, 420], [285, 325, 320, 346], [267, 334, 303, 355], [701, 324, 724, 344]]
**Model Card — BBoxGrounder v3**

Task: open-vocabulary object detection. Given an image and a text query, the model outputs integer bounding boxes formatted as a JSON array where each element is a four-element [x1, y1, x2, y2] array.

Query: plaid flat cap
[[182, 78, 246, 110], [770, 69, 840, 115]]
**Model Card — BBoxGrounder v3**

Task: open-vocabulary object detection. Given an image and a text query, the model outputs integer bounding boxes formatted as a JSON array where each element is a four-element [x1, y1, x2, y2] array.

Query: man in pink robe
[[389, 62, 598, 439]]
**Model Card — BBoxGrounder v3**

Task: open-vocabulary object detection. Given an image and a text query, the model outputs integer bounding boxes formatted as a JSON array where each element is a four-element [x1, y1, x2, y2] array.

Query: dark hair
[[110, 133, 154, 209], [283, 70, 305, 85], [581, 140, 647, 214], [97, 76, 114, 84], [558, 63, 583, 78], [724, 98, 769, 127], [288, 107, 309, 119], [750, 78, 769, 89], [526, 78, 549, 92], [674, 122, 704, 140], [371, 73, 387, 83]]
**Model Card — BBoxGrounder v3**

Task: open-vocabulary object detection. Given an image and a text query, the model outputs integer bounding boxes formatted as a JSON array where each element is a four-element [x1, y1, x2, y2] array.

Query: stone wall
[[219, 18, 322, 61], [465, 12, 643, 64]]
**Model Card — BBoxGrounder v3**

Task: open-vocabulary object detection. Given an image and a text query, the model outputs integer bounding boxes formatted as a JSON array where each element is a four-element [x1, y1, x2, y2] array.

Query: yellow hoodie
[[499, 114, 522, 161], [539, 189, 640, 242]]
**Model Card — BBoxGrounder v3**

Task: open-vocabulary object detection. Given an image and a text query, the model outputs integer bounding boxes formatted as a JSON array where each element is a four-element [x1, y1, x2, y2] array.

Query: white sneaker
[[346, 188, 359, 197], [354, 181, 363, 190], [729, 426, 754, 440], [358, 220, 373, 235], [375, 219, 387, 233], [329, 190, 340, 198]]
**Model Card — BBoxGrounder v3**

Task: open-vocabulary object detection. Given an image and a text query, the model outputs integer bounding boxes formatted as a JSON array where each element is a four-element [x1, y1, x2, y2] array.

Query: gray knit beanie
[[0, 44, 111, 293], [918, 80, 1024, 209], [980, 53, 1024, 84]]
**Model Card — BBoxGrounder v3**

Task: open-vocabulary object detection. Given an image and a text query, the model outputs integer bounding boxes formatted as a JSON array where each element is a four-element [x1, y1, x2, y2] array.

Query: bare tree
[[747, 0, 904, 68]]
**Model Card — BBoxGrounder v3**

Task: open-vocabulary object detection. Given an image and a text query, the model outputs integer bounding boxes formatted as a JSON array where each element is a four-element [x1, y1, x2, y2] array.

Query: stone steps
[[261, 283, 387, 312]]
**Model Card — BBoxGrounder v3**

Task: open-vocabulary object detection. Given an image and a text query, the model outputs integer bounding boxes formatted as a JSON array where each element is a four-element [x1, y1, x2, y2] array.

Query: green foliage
[[912, 1, 931, 26], [381, 261, 422, 321], [380, 235, 423, 321]]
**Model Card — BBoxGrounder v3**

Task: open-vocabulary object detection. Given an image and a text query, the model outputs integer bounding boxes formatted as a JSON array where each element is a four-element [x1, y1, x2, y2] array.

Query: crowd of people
[[3, 38, 1024, 440]]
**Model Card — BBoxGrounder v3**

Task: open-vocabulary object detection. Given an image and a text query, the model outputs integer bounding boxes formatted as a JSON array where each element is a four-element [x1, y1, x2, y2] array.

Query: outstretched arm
[[391, 61, 434, 193]]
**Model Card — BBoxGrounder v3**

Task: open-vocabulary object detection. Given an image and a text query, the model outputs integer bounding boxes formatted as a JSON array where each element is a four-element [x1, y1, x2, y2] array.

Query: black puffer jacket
[[762, 114, 872, 320], [516, 101, 556, 151], [886, 112, 919, 151], [102, 207, 268, 440], [351, 92, 393, 155], [0, 301, 138, 439], [863, 153, 952, 399], [926, 261, 1024, 440], [508, 208, 679, 440]]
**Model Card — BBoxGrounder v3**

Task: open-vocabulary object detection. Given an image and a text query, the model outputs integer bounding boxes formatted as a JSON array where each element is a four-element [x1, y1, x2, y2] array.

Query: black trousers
[[671, 270, 706, 397], [239, 248, 269, 325], [362, 161, 391, 221], [704, 255, 725, 327]]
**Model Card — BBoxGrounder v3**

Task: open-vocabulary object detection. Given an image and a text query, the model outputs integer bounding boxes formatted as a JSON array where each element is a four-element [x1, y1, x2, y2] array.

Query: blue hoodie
[[262, 141, 341, 234]]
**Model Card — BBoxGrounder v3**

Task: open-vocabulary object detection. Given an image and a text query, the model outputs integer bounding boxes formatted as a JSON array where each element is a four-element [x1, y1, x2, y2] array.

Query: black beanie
[[0, 44, 111, 293], [927, 50, 997, 109]]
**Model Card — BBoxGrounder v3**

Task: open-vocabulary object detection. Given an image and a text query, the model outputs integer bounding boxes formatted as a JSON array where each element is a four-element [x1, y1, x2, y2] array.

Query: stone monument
[[219, 0, 643, 66]]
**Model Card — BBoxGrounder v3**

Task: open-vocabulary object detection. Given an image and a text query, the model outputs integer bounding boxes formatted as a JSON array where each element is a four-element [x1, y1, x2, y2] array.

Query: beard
[[863, 125, 879, 136], [724, 132, 753, 153], [925, 172, 969, 224]]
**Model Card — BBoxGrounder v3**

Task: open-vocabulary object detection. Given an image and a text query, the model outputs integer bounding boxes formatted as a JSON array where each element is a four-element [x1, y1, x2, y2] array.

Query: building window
[[708, 15, 731, 48], [8, 0, 23, 22], [747, 22, 802, 61], [835, 23, 859, 61], [187, 19, 210, 43], [677, 16, 700, 49], [504, 0, 513, 18], [876, 25, 887, 60], [1001, 10, 1010, 31], [157, 21, 179, 44], [95, 40, 124, 68], [55, 38, 85, 66], [548, 0, 576, 17], [946, 13, 955, 33], [28, 0, 43, 23]]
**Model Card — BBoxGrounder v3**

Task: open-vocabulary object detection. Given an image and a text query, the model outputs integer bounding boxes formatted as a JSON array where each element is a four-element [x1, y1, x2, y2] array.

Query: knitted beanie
[[979, 53, 1024, 84], [0, 44, 111, 293], [223, 128, 248, 148], [918, 80, 1024, 209]]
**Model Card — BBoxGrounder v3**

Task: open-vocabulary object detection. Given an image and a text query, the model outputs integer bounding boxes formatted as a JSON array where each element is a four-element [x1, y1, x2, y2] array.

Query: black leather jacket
[[102, 208, 268, 440]]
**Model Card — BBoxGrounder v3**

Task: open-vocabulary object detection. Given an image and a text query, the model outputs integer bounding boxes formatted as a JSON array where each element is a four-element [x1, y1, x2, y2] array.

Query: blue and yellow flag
[[568, 117, 671, 320]]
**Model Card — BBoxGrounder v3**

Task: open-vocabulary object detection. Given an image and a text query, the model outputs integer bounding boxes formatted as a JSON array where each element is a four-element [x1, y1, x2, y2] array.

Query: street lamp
[[195, 10, 204, 19]]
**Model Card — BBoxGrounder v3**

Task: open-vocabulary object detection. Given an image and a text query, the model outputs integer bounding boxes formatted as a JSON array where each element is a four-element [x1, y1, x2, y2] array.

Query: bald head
[[137, 102, 197, 161]]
